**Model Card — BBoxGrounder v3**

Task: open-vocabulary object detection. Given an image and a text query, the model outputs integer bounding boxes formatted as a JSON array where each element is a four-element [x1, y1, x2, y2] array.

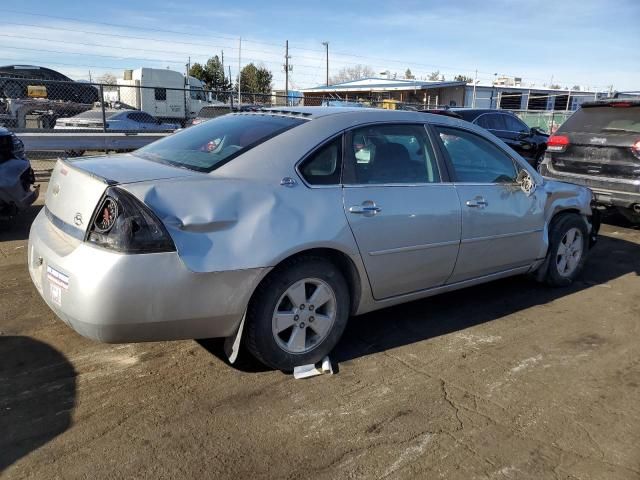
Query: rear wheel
[[544, 214, 589, 287], [245, 256, 350, 370]]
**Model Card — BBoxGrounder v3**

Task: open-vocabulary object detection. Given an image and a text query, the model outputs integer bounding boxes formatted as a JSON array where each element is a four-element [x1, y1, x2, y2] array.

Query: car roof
[[251, 106, 458, 121]]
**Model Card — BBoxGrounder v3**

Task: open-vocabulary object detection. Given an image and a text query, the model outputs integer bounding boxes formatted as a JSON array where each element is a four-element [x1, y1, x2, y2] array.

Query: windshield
[[133, 114, 305, 172], [560, 106, 640, 134]]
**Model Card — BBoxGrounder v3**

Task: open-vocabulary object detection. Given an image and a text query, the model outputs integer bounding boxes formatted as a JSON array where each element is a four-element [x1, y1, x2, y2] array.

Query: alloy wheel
[[271, 278, 337, 354]]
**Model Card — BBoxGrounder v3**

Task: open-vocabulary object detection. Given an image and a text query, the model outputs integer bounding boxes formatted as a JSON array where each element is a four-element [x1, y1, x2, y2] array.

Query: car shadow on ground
[[200, 231, 639, 374], [332, 232, 639, 364], [0, 204, 43, 242], [0, 336, 77, 472]]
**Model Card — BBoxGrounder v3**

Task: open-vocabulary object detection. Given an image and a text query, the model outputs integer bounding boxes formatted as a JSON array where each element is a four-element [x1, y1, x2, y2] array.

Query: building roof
[[302, 77, 467, 93], [470, 83, 600, 94]]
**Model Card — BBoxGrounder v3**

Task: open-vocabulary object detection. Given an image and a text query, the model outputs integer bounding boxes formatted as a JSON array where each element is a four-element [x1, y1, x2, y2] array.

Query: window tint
[[344, 124, 439, 184], [133, 114, 304, 172], [502, 114, 529, 133], [559, 106, 640, 134], [436, 126, 518, 183], [154, 88, 167, 101], [190, 87, 207, 101], [138, 112, 156, 123], [299, 137, 342, 185], [476, 114, 506, 131]]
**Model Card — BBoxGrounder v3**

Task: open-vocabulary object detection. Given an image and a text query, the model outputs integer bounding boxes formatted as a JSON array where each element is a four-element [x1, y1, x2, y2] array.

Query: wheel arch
[[250, 247, 364, 317]]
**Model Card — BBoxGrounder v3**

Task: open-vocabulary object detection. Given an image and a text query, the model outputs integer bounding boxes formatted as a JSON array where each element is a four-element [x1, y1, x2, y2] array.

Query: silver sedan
[[28, 107, 599, 370]]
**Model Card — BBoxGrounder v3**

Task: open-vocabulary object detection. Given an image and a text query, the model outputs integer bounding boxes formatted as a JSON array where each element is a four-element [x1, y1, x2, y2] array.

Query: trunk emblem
[[590, 137, 607, 145], [73, 213, 83, 226], [52, 184, 60, 195]]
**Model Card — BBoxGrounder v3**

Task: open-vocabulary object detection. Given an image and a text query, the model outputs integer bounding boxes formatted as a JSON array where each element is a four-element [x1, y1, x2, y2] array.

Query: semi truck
[[116, 68, 211, 126]]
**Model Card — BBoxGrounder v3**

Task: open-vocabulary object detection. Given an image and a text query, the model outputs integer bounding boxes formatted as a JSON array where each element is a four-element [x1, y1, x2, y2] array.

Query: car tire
[[3, 81, 24, 99], [245, 256, 350, 371], [544, 214, 589, 287]]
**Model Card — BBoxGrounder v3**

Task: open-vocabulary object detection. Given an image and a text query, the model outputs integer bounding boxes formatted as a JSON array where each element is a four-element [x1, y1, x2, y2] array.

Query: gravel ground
[[1, 178, 639, 480]]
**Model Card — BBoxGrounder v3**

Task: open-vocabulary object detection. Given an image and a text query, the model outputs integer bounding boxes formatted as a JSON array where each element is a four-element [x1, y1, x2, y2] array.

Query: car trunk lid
[[45, 154, 200, 238]]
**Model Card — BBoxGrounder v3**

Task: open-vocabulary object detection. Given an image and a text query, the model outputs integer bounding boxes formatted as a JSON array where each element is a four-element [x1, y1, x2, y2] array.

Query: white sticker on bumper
[[46, 265, 69, 290], [49, 283, 62, 307]]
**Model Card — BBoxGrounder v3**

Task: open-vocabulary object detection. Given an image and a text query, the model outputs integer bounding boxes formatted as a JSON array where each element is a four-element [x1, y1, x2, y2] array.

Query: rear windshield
[[560, 106, 640, 134], [133, 114, 305, 172]]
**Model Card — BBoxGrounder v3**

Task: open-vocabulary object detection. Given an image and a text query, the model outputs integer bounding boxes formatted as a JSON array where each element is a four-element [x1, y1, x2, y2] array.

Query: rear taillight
[[610, 102, 632, 108], [547, 134, 570, 153], [632, 140, 640, 159], [86, 187, 175, 253]]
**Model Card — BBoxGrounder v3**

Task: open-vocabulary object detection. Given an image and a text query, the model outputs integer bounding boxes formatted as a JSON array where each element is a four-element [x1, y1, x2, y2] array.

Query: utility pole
[[238, 37, 242, 105], [322, 41, 329, 86], [472, 69, 477, 108], [284, 40, 293, 106], [221, 50, 224, 86], [228, 66, 233, 110]]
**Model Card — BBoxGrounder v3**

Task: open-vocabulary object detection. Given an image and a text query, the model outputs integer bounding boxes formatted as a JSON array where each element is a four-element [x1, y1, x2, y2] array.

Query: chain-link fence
[[1, 74, 585, 160]]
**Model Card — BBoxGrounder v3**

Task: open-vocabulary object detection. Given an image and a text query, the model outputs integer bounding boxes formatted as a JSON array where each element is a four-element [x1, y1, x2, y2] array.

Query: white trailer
[[116, 68, 209, 125]]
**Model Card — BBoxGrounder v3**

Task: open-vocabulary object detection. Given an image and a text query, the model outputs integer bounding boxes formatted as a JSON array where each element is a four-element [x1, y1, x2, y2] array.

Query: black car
[[539, 98, 640, 224], [0, 65, 99, 104], [421, 108, 548, 167], [0, 126, 38, 219]]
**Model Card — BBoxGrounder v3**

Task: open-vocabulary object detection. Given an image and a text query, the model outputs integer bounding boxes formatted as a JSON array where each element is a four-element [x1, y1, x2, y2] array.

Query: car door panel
[[344, 185, 461, 299], [449, 184, 545, 283], [341, 123, 461, 300], [435, 125, 545, 283]]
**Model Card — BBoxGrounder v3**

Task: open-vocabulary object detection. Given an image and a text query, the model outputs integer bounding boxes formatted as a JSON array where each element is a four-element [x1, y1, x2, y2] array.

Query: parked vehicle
[[188, 103, 262, 126], [54, 109, 179, 131], [28, 108, 598, 370], [422, 108, 549, 167], [116, 68, 210, 125], [0, 65, 99, 104], [0, 127, 38, 219], [539, 98, 640, 223]]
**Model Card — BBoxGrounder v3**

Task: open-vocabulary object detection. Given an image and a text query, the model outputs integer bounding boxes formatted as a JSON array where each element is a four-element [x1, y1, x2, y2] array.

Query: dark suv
[[539, 99, 640, 223], [0, 65, 99, 104], [421, 108, 549, 167]]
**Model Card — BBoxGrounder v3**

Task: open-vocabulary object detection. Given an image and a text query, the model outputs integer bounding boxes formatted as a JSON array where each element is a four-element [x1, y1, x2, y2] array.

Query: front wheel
[[543, 214, 589, 287], [245, 256, 350, 370]]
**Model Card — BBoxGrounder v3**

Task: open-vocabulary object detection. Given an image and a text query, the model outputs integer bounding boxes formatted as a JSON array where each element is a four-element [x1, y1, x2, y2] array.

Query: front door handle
[[465, 197, 488, 208], [349, 200, 381, 216]]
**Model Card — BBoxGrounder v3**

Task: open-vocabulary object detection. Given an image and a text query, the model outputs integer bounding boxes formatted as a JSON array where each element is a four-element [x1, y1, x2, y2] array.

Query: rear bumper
[[540, 162, 640, 208], [28, 209, 267, 343]]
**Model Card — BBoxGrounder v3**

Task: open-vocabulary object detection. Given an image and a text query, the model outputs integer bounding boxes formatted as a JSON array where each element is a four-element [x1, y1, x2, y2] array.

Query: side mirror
[[516, 170, 536, 196]]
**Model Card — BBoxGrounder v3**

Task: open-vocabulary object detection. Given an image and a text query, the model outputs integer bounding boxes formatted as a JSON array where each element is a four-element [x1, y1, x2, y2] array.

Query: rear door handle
[[349, 201, 381, 216], [465, 197, 488, 208]]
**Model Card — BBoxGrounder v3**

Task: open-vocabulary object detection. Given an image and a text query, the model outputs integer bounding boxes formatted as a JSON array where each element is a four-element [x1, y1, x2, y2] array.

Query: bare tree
[[428, 70, 441, 81], [329, 64, 375, 84], [97, 73, 117, 85]]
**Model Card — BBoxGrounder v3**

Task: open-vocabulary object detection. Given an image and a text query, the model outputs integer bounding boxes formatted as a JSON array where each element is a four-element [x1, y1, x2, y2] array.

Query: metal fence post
[[99, 84, 107, 153]]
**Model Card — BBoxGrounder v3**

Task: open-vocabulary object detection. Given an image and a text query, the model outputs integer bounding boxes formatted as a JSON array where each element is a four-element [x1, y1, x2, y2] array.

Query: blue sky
[[2, 0, 639, 91]]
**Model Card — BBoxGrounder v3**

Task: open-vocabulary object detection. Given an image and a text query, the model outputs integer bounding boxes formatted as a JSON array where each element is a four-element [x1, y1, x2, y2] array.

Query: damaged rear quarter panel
[[123, 175, 360, 273]]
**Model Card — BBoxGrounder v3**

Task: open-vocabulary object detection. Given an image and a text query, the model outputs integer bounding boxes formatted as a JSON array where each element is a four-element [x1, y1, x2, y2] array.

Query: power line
[[2, 11, 611, 89]]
